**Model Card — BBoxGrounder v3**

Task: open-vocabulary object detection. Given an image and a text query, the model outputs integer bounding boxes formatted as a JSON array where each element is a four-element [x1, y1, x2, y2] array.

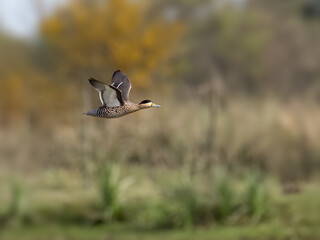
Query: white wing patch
[[99, 92, 106, 106], [102, 86, 121, 107]]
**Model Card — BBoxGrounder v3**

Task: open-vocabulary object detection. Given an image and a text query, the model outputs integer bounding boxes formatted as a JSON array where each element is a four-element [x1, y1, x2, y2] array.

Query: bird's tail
[[83, 108, 99, 116]]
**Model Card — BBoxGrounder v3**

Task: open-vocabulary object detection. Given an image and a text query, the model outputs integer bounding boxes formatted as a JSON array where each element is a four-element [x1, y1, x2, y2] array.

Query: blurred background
[[1, 0, 320, 239]]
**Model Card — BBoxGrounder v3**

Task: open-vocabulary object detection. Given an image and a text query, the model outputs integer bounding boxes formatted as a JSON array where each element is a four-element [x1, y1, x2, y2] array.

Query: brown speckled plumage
[[95, 103, 140, 118], [84, 70, 160, 119]]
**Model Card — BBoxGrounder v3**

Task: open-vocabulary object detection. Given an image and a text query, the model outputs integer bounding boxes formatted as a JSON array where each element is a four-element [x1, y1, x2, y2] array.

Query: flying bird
[[84, 70, 160, 118]]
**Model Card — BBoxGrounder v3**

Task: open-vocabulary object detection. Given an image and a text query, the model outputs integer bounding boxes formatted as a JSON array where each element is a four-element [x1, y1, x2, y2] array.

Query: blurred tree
[[302, 0, 320, 19], [151, 0, 271, 94], [0, 35, 74, 126], [164, 0, 320, 97], [40, 0, 183, 86]]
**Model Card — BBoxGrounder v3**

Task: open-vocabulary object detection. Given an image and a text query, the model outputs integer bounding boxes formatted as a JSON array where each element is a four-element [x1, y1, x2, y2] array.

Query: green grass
[[1, 167, 320, 240], [0, 220, 318, 240], [0, 179, 319, 240]]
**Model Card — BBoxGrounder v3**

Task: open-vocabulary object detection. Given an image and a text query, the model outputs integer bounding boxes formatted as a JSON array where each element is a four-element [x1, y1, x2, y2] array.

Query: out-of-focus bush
[[40, 0, 183, 86], [134, 166, 269, 229]]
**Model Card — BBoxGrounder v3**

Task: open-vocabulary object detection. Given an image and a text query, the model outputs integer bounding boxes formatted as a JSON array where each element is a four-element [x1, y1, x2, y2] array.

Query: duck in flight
[[84, 70, 160, 118]]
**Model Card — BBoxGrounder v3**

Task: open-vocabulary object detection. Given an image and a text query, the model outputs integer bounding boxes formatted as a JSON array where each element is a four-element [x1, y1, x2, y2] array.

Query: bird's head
[[139, 100, 160, 109]]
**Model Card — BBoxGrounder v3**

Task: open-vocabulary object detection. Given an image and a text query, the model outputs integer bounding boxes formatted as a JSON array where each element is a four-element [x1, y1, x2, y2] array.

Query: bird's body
[[84, 70, 160, 118], [86, 102, 140, 118]]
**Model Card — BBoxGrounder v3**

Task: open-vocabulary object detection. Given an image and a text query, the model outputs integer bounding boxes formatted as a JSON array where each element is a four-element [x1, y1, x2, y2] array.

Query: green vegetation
[[0, 167, 320, 240], [0, 166, 270, 227]]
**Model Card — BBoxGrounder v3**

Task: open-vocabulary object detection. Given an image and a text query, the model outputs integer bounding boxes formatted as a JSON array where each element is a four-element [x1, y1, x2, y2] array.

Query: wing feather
[[111, 70, 132, 102], [89, 78, 124, 107]]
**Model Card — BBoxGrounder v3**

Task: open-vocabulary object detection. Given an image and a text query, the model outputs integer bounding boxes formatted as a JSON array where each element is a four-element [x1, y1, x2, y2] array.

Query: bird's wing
[[89, 78, 124, 107], [111, 70, 132, 102]]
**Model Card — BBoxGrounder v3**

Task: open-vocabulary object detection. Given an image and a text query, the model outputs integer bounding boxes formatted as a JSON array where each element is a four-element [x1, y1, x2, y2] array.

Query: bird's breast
[[97, 103, 140, 118]]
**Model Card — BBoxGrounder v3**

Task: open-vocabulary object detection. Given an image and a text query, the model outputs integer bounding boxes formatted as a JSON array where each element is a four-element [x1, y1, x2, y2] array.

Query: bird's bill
[[151, 103, 161, 107]]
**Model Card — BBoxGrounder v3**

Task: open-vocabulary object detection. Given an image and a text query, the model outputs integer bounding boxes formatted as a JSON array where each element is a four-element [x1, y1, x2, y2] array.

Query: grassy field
[[1, 192, 320, 240], [1, 98, 320, 240], [0, 166, 319, 240], [0, 223, 307, 240]]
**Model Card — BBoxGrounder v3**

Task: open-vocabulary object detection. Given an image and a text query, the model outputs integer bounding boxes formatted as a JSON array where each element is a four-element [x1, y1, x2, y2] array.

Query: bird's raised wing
[[111, 70, 132, 102], [89, 78, 124, 107]]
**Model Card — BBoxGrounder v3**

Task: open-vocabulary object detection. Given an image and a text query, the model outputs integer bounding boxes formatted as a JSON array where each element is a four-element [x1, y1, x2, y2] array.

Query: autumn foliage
[[41, 0, 183, 86], [0, 0, 183, 125]]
